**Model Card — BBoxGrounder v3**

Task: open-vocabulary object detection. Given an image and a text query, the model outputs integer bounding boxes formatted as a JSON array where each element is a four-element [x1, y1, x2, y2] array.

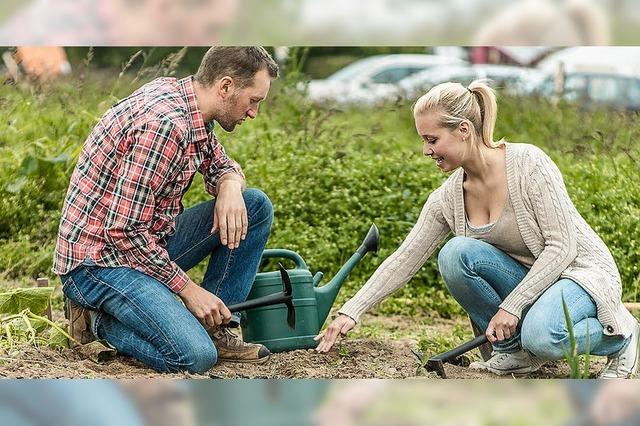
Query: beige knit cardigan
[[339, 142, 636, 337]]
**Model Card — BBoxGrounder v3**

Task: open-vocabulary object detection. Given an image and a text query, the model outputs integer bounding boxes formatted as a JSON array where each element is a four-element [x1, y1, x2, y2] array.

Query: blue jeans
[[61, 188, 273, 373], [438, 236, 626, 359]]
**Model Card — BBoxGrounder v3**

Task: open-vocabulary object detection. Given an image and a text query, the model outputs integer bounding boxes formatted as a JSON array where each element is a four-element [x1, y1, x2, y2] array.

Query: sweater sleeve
[[338, 187, 451, 322], [500, 152, 578, 318]]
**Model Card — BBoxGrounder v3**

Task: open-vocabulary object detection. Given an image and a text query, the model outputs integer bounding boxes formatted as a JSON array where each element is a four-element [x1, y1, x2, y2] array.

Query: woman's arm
[[337, 186, 451, 323], [315, 187, 450, 352]]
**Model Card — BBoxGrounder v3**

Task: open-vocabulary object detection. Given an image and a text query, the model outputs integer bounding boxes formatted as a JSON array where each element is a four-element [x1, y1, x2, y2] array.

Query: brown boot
[[64, 297, 95, 347], [208, 326, 271, 363]]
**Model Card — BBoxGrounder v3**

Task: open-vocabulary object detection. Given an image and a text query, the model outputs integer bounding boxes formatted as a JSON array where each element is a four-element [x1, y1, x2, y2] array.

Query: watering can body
[[241, 224, 380, 353], [241, 250, 321, 352]]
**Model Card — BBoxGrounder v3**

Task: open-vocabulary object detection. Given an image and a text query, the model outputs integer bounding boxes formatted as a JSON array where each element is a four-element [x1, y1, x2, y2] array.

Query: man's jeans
[[438, 236, 627, 358], [61, 188, 273, 373]]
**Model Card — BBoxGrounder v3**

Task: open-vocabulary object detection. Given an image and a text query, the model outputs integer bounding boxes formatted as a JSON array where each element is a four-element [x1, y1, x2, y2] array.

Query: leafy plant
[[561, 292, 591, 379], [0, 287, 74, 353], [0, 52, 638, 322]]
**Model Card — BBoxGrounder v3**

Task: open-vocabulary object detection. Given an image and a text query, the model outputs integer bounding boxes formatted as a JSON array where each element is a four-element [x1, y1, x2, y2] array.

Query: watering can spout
[[315, 223, 380, 326]]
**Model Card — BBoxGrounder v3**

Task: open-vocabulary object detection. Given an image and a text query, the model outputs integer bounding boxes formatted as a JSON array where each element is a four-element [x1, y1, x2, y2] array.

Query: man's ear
[[218, 76, 235, 98]]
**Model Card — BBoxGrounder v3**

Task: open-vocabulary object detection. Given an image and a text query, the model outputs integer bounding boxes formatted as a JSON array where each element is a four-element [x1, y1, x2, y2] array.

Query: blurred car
[[533, 71, 640, 112], [305, 54, 467, 105], [396, 64, 545, 101]]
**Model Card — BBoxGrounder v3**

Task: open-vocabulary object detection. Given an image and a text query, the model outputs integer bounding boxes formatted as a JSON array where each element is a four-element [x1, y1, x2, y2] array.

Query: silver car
[[305, 54, 467, 105]]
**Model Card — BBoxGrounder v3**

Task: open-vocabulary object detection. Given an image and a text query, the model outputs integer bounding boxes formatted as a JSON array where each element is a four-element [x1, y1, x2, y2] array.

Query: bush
[[0, 69, 638, 319]]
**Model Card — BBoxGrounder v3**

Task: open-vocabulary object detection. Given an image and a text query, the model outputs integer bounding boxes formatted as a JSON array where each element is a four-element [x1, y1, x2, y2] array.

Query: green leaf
[[0, 287, 55, 316], [5, 176, 27, 193], [46, 326, 70, 350], [18, 156, 39, 176]]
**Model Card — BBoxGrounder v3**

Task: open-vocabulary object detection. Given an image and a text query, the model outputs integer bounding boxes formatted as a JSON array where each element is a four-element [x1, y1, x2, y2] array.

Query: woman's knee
[[243, 188, 274, 226], [520, 313, 568, 360], [438, 237, 481, 283]]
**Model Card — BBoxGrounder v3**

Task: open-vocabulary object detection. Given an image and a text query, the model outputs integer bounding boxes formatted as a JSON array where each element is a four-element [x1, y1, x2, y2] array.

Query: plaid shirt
[[52, 76, 244, 293]]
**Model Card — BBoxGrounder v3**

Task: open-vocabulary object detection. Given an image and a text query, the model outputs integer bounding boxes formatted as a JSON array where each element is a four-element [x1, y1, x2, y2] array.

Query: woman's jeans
[[437, 236, 626, 359], [60, 188, 273, 373]]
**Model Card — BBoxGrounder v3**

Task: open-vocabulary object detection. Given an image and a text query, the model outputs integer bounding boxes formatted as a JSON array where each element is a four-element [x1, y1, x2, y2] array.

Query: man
[[53, 47, 278, 373]]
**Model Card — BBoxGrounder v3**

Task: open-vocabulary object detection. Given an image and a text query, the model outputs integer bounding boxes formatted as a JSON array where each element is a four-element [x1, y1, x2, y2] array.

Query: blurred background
[[1, 380, 640, 425], [1, 0, 640, 45]]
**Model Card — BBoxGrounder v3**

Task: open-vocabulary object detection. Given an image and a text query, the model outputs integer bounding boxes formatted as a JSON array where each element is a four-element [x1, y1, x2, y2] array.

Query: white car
[[396, 64, 545, 101], [305, 54, 467, 105]]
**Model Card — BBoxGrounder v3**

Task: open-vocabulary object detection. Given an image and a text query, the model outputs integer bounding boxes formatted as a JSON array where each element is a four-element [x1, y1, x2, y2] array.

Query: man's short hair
[[195, 47, 279, 88]]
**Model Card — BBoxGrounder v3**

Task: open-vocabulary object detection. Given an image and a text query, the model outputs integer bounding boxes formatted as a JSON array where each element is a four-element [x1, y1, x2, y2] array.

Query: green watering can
[[240, 224, 380, 352]]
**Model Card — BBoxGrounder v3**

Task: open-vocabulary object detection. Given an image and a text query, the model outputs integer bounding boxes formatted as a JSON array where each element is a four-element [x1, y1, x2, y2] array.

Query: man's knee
[[166, 336, 218, 374], [243, 188, 273, 225]]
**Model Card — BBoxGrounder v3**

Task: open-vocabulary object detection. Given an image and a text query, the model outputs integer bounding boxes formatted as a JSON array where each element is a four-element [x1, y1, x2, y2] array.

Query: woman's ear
[[459, 120, 470, 141]]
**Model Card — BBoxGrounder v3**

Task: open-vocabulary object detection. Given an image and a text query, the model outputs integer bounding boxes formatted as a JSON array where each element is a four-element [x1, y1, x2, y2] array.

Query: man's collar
[[178, 76, 210, 144]]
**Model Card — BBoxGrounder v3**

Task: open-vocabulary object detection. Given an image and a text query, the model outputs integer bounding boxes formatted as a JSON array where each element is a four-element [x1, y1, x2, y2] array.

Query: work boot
[[469, 349, 546, 375], [64, 297, 95, 347], [600, 321, 640, 379], [208, 326, 271, 363]]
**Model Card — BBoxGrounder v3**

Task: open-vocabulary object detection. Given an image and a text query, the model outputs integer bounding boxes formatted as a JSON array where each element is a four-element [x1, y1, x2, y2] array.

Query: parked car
[[305, 54, 467, 105], [533, 71, 640, 112], [396, 64, 545, 101]]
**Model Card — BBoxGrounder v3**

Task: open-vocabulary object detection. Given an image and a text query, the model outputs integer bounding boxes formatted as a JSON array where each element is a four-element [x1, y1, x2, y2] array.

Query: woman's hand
[[486, 308, 519, 343], [314, 314, 356, 353]]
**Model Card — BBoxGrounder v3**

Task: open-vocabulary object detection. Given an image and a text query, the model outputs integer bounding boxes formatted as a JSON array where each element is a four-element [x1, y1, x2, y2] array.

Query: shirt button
[[606, 326, 614, 333]]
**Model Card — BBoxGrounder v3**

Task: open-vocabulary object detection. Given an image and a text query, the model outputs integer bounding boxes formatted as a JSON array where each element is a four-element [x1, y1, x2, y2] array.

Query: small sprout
[[338, 344, 350, 358]]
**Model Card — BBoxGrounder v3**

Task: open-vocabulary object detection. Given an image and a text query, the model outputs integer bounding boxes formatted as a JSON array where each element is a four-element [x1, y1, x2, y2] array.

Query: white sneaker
[[469, 349, 546, 375], [600, 321, 640, 379]]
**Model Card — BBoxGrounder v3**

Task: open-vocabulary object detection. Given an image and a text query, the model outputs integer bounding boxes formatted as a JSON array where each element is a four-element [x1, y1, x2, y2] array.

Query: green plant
[[337, 344, 350, 358], [561, 292, 591, 379], [0, 287, 74, 353], [0, 53, 638, 322]]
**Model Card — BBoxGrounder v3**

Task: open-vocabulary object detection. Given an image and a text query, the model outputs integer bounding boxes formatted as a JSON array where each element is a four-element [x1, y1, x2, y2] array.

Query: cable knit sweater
[[339, 142, 636, 337]]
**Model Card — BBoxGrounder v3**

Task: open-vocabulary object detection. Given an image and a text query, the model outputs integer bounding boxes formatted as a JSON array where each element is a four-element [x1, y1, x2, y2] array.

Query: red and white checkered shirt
[[52, 76, 244, 293]]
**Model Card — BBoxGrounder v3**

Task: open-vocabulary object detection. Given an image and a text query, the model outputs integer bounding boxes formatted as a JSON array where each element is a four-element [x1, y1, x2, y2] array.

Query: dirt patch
[[0, 312, 607, 379]]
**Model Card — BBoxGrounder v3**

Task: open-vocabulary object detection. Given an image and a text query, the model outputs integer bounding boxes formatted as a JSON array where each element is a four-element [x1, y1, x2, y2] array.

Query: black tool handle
[[227, 293, 291, 313], [431, 334, 488, 362]]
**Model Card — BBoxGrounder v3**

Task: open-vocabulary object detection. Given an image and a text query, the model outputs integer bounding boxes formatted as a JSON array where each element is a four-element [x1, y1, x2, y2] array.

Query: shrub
[[0, 69, 638, 319]]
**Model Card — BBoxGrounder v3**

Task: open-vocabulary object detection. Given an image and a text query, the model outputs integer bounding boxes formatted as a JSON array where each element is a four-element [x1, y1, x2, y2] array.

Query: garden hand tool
[[425, 334, 489, 378], [227, 263, 295, 329]]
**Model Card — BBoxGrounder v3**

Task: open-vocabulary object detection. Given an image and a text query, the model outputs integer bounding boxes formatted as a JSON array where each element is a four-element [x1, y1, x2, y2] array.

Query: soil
[[0, 313, 606, 379]]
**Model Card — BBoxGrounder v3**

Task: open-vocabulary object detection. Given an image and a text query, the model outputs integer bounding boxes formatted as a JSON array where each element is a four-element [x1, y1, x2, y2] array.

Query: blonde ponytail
[[467, 81, 503, 148]]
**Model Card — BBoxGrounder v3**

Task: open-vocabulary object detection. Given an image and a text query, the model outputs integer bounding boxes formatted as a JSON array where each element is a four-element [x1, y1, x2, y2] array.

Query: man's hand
[[179, 281, 232, 327], [486, 308, 519, 343], [314, 314, 356, 353], [212, 176, 247, 250]]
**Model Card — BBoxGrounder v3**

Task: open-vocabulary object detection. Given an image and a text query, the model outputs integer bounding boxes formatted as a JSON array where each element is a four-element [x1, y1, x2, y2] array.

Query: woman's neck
[[462, 142, 505, 184]]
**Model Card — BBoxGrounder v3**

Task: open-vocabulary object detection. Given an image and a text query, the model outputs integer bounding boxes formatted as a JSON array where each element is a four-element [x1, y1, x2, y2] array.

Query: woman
[[315, 80, 639, 378]]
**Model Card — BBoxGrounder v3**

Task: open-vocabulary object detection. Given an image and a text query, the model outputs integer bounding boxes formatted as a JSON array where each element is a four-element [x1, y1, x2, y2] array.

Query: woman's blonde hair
[[412, 80, 503, 149]]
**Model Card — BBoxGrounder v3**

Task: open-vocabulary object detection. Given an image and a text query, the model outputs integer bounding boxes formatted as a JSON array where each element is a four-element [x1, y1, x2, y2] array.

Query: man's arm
[[200, 137, 248, 250], [103, 120, 192, 293]]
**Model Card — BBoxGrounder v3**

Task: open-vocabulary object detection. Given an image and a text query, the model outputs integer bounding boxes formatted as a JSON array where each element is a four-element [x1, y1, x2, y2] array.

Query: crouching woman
[[315, 80, 639, 378]]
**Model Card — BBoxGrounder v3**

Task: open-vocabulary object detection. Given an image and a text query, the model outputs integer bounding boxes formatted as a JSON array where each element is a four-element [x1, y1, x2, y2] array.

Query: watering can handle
[[261, 249, 308, 270]]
